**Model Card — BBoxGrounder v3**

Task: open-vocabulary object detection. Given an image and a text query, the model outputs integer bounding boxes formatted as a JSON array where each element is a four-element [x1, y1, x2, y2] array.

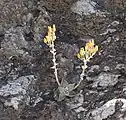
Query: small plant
[[43, 25, 60, 86], [43, 25, 98, 101], [75, 39, 98, 89]]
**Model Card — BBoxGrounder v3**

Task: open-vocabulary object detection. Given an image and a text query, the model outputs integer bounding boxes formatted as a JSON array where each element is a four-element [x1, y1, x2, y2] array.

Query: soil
[[0, 0, 126, 120]]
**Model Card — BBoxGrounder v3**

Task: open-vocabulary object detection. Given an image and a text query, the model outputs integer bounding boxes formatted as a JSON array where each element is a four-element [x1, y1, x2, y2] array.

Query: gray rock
[[0, 75, 35, 96], [33, 8, 51, 43], [4, 96, 23, 110], [67, 91, 85, 113], [110, 21, 119, 27], [1, 27, 28, 57], [90, 98, 126, 120], [92, 72, 120, 87], [103, 66, 110, 72], [88, 65, 100, 77], [0, 0, 29, 32], [0, 75, 36, 110], [100, 28, 117, 35], [89, 65, 100, 73], [57, 42, 78, 60], [59, 56, 73, 70], [115, 64, 126, 71], [33, 96, 43, 107], [71, 0, 96, 16], [122, 83, 126, 94]]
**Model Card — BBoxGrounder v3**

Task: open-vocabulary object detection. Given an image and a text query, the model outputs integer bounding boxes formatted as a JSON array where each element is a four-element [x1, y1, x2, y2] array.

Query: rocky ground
[[0, 0, 126, 120]]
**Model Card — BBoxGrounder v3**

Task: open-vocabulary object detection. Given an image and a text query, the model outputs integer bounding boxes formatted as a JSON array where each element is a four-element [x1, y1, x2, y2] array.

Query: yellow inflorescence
[[44, 24, 56, 46], [77, 39, 98, 60]]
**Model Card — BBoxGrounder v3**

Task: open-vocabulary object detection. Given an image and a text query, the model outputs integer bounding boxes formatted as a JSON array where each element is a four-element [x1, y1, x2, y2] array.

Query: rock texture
[[0, 0, 126, 120]]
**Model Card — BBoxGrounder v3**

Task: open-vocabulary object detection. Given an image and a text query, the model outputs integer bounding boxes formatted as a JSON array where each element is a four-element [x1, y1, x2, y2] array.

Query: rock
[[67, 91, 85, 113], [0, 75, 36, 110], [90, 98, 126, 120], [89, 65, 100, 72], [1, 27, 28, 57], [57, 42, 78, 60], [115, 64, 126, 71], [38, 0, 77, 13], [33, 8, 51, 43], [0, 75, 35, 96], [71, 0, 96, 16], [0, 0, 29, 32], [32, 97, 43, 107], [92, 72, 120, 88], [0, 0, 51, 44], [110, 21, 119, 27], [88, 65, 100, 77], [75, 107, 86, 113], [100, 28, 117, 35], [4, 96, 23, 110], [56, 42, 77, 81], [58, 56, 74, 78], [103, 66, 110, 72]]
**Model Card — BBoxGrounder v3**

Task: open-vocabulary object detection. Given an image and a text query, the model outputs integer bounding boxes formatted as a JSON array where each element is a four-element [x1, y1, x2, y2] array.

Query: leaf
[[60, 80, 69, 87], [57, 80, 76, 101], [58, 90, 66, 101], [67, 83, 75, 92]]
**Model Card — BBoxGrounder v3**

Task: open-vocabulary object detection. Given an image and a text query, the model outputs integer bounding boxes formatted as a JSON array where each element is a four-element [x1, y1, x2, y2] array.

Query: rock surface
[[0, 0, 126, 120], [92, 72, 120, 87], [71, 0, 96, 15], [90, 98, 126, 120]]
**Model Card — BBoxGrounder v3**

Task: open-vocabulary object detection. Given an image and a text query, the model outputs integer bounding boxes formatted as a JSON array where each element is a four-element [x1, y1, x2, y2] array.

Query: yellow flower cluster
[[44, 24, 56, 46], [77, 39, 98, 60]]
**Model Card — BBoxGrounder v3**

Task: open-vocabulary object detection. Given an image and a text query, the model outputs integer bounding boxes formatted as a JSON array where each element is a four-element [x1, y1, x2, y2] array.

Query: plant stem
[[74, 58, 87, 89], [50, 44, 60, 86]]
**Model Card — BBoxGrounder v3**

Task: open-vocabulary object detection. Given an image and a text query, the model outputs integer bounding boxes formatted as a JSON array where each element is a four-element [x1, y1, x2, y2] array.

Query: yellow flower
[[48, 26, 52, 33], [85, 39, 94, 51], [77, 40, 98, 60], [77, 48, 85, 59], [44, 38, 47, 44], [43, 24, 56, 46], [52, 24, 56, 32]]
